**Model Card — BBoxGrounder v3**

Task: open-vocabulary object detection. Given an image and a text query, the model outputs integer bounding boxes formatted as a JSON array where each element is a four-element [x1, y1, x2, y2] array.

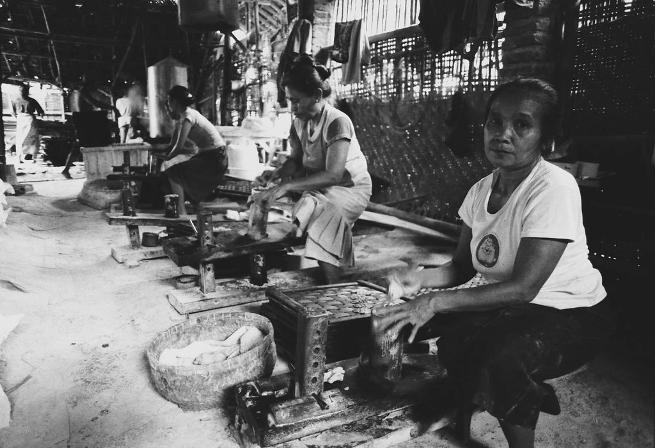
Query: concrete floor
[[0, 171, 653, 448]]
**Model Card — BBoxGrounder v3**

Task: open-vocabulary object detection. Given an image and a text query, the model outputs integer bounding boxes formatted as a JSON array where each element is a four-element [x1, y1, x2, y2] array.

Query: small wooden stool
[[454, 363, 591, 442]]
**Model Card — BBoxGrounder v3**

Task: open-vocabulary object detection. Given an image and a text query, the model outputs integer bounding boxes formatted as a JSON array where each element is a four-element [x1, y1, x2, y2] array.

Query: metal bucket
[[147, 56, 189, 138]]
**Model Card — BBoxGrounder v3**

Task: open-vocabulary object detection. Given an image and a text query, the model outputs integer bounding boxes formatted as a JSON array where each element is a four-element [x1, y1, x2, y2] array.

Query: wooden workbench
[[102, 210, 205, 263], [162, 221, 305, 267], [162, 219, 307, 311]]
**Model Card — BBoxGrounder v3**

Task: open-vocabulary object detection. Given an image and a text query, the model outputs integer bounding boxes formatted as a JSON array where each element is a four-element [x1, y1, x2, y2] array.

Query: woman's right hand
[[386, 270, 423, 301], [253, 170, 276, 188], [375, 294, 435, 344]]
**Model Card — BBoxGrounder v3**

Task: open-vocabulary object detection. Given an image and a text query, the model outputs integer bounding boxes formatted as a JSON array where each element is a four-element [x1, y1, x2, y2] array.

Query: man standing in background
[[11, 84, 44, 163]]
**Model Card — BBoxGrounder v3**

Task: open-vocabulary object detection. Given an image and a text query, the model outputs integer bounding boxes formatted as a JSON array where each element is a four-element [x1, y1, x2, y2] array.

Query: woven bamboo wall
[[570, 0, 655, 136], [330, 28, 499, 223]]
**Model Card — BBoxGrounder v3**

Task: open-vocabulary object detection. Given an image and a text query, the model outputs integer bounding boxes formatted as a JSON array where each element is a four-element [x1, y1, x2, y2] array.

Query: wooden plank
[[365, 202, 461, 238], [167, 269, 319, 315], [358, 211, 457, 244], [103, 212, 202, 226], [168, 286, 267, 313], [351, 412, 458, 448], [269, 389, 351, 426], [110, 245, 167, 263]]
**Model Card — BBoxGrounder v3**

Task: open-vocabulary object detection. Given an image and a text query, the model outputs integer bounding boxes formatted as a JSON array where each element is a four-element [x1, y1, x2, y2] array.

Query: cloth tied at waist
[[292, 191, 355, 267]]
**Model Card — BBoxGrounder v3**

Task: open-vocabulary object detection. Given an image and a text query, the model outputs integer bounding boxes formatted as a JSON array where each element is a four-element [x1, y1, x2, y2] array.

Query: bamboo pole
[[40, 5, 62, 86], [3, 52, 11, 72], [0, 82, 5, 182], [255, 0, 265, 116], [220, 33, 231, 125], [141, 22, 148, 79], [112, 19, 139, 89], [365, 202, 462, 238], [194, 32, 214, 107]]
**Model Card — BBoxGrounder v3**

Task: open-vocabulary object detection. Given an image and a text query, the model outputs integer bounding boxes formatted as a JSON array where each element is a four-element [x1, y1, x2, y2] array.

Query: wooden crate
[[82, 143, 151, 181]]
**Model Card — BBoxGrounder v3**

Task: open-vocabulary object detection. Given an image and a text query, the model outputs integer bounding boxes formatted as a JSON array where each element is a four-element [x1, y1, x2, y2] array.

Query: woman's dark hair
[[282, 55, 332, 98], [168, 85, 194, 107], [485, 78, 561, 156]]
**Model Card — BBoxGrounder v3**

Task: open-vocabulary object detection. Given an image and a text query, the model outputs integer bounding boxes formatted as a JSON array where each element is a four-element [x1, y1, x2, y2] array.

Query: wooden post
[[220, 33, 231, 125], [198, 211, 216, 293], [0, 82, 5, 182], [122, 150, 131, 174], [249, 253, 267, 286], [254, 0, 264, 116], [294, 310, 329, 398], [40, 5, 63, 87], [121, 188, 140, 249], [197, 210, 213, 247]]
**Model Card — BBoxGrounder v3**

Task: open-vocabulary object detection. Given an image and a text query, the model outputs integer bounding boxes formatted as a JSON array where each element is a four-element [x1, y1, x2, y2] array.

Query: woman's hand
[[386, 269, 423, 301], [375, 294, 436, 344], [253, 170, 277, 188], [256, 184, 287, 203]]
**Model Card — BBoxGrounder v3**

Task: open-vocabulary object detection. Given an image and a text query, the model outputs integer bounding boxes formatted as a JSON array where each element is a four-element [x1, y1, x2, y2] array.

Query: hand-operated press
[[234, 281, 455, 447]]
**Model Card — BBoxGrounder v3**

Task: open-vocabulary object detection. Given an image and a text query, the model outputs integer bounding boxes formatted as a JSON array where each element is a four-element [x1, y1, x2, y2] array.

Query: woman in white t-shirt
[[378, 78, 613, 447], [162, 86, 227, 215]]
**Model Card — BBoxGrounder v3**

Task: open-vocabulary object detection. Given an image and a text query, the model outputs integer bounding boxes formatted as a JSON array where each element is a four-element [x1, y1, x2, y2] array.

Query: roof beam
[[40, 4, 63, 86], [0, 26, 197, 48], [2, 49, 148, 68], [257, 5, 282, 32]]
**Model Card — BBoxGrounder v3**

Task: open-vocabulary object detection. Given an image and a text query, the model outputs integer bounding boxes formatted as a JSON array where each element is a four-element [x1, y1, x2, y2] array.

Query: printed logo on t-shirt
[[476, 233, 499, 268]]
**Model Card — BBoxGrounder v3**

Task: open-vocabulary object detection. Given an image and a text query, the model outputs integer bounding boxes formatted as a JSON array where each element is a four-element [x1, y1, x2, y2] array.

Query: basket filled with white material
[[146, 311, 276, 410]]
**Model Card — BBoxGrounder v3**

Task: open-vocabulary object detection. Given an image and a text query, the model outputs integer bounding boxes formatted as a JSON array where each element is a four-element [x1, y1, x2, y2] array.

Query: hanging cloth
[[332, 21, 359, 63], [276, 19, 313, 107], [419, 0, 500, 60], [340, 19, 371, 85], [504, 0, 536, 9]]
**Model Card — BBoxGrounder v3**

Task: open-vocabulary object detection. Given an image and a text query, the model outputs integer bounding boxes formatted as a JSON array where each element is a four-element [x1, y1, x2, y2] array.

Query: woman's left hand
[[256, 184, 287, 203], [375, 294, 436, 344]]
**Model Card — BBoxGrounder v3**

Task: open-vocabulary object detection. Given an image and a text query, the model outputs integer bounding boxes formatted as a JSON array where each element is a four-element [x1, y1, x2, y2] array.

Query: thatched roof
[[0, 0, 289, 89]]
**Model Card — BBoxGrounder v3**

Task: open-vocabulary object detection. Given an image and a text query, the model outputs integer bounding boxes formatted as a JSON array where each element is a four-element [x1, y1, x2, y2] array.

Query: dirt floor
[[0, 161, 653, 448]]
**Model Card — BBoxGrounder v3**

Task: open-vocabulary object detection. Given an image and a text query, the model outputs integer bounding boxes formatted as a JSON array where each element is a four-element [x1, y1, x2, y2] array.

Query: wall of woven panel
[[570, 0, 655, 136], [330, 28, 500, 222]]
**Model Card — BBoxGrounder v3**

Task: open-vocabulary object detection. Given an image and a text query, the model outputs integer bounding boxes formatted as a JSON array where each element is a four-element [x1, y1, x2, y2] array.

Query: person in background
[[116, 82, 147, 144], [11, 84, 45, 163], [252, 55, 372, 284], [161, 85, 227, 215], [154, 96, 198, 173], [377, 78, 613, 448], [62, 75, 116, 179], [115, 86, 135, 144]]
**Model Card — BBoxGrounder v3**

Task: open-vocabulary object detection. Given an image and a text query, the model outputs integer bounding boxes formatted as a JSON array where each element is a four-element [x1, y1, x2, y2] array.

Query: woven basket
[[146, 311, 276, 410]]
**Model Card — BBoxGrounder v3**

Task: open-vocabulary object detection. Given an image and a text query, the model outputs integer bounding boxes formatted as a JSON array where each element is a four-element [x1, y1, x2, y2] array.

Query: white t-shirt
[[180, 108, 225, 152], [458, 158, 606, 309], [115, 97, 133, 127], [289, 103, 372, 192]]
